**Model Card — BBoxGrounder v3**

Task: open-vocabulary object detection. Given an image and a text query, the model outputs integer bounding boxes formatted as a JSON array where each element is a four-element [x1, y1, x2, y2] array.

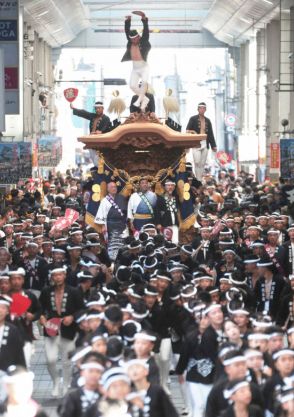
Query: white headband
[[134, 333, 156, 342], [224, 381, 249, 399], [80, 362, 105, 371], [223, 355, 246, 366], [244, 350, 263, 359], [204, 303, 221, 315], [273, 349, 294, 361]]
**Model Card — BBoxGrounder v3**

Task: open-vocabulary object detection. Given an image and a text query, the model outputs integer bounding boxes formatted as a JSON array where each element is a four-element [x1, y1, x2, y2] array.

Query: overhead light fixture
[[37, 10, 49, 17], [52, 28, 62, 34], [261, 0, 273, 4], [226, 33, 234, 38], [239, 17, 251, 24]]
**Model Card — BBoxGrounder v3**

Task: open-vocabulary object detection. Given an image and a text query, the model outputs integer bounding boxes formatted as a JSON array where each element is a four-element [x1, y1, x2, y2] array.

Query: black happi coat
[[58, 387, 99, 417], [154, 194, 179, 227], [121, 18, 151, 62], [72, 108, 111, 134], [21, 255, 49, 291], [145, 384, 179, 417], [186, 114, 216, 149], [254, 273, 286, 319], [0, 322, 26, 370], [279, 241, 294, 277], [220, 404, 264, 417], [263, 372, 293, 414], [39, 285, 84, 340], [176, 326, 215, 385], [191, 237, 216, 267], [10, 290, 41, 342], [201, 325, 226, 365], [205, 378, 264, 417], [276, 291, 294, 328]]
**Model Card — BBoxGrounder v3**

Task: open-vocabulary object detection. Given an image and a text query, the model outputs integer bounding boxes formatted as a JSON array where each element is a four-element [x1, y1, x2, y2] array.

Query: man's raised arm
[[124, 15, 131, 40]]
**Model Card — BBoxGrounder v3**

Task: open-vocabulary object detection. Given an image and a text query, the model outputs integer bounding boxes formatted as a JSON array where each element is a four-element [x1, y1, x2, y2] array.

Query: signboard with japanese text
[[0, 1, 19, 114], [280, 139, 294, 179], [0, 20, 17, 41], [0, 142, 32, 183], [38, 136, 62, 167], [270, 143, 280, 169]]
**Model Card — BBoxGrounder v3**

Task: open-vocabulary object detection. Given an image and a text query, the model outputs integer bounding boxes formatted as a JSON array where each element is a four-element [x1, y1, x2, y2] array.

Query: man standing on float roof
[[121, 11, 151, 112], [186, 102, 217, 181]]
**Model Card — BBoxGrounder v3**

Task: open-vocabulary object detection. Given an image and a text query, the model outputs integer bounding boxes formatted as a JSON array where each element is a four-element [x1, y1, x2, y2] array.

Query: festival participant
[[274, 216, 289, 245], [76, 271, 94, 303], [82, 240, 111, 270], [205, 350, 264, 417], [66, 243, 83, 287], [122, 11, 151, 111], [0, 295, 26, 370], [151, 271, 174, 395], [279, 223, 294, 278], [186, 102, 217, 180], [192, 226, 215, 266], [255, 257, 286, 320], [125, 358, 179, 417], [276, 274, 294, 328], [133, 330, 160, 385], [130, 85, 156, 117], [69, 229, 84, 246], [58, 352, 105, 417], [223, 320, 244, 350], [221, 378, 264, 417], [243, 255, 260, 290], [128, 177, 157, 232], [0, 275, 10, 295], [70, 101, 111, 135], [39, 264, 84, 396], [230, 309, 251, 338], [1, 366, 46, 417], [20, 241, 49, 294], [90, 367, 131, 417], [65, 186, 83, 213], [41, 239, 53, 264], [263, 349, 294, 416], [176, 303, 213, 417], [265, 229, 284, 274], [201, 304, 225, 367], [155, 178, 179, 244], [95, 181, 128, 259], [274, 386, 294, 417], [2, 224, 14, 249], [0, 247, 11, 276], [8, 268, 41, 368], [244, 348, 270, 386]]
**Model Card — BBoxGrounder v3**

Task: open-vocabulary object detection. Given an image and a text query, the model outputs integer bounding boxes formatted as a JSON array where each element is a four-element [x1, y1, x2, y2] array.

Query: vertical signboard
[[280, 139, 294, 179], [0, 0, 19, 114], [270, 143, 280, 169], [0, 48, 5, 131]]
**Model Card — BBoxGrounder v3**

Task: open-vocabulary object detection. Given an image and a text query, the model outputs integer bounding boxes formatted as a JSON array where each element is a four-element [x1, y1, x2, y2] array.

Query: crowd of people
[[0, 167, 293, 417]]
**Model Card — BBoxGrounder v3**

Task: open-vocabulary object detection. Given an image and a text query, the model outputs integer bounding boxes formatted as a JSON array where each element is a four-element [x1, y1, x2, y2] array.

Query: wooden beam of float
[[78, 120, 206, 177]]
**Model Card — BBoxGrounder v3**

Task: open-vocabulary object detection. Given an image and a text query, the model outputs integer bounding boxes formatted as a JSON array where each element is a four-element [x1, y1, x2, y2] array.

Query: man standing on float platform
[[186, 102, 217, 180], [121, 11, 151, 112]]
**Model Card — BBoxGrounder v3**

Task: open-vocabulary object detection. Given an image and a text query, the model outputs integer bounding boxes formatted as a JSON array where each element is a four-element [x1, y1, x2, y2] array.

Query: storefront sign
[[280, 139, 294, 179], [270, 143, 280, 169]]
